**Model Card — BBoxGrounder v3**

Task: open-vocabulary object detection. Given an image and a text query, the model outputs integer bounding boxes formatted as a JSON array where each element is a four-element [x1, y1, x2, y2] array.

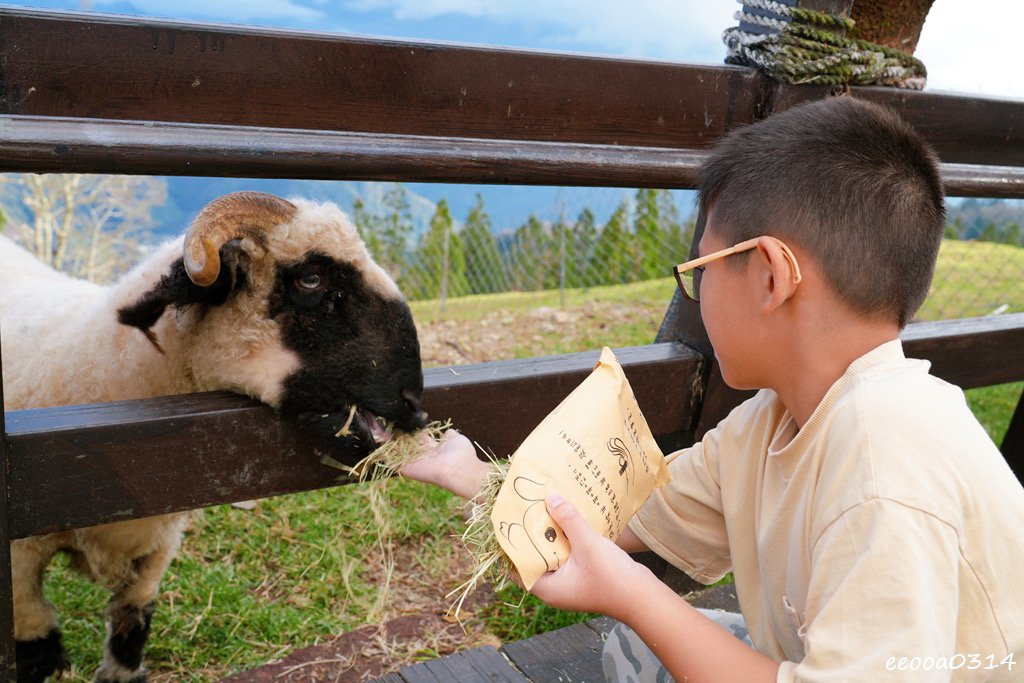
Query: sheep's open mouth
[[333, 405, 392, 444], [360, 408, 392, 444]]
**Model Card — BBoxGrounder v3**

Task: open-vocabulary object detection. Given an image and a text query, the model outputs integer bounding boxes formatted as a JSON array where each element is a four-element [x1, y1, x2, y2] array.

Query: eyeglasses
[[673, 237, 802, 302]]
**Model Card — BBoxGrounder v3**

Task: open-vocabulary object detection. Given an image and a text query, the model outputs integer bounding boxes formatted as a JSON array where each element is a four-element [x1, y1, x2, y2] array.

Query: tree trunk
[[796, 1, 934, 55], [849, 0, 936, 55]]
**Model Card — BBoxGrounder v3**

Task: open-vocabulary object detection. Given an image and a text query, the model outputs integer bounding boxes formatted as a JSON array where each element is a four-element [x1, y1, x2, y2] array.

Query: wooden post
[[1002, 389, 1024, 485], [656, 210, 757, 441], [0, 329, 16, 681], [849, 0, 936, 54]]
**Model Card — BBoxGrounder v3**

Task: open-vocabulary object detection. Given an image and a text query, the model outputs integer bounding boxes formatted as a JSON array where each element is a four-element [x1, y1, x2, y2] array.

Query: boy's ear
[[117, 240, 251, 336], [756, 236, 801, 315]]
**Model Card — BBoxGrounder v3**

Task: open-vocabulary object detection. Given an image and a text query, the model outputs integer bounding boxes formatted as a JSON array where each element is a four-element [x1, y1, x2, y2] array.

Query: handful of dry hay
[[319, 414, 452, 482], [320, 413, 516, 618]]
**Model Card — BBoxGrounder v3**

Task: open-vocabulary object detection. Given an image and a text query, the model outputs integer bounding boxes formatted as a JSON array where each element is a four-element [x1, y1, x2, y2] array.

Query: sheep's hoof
[[15, 629, 70, 683]]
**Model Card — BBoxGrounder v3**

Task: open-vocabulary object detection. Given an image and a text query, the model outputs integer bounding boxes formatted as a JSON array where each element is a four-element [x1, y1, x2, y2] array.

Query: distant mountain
[[946, 198, 1024, 239]]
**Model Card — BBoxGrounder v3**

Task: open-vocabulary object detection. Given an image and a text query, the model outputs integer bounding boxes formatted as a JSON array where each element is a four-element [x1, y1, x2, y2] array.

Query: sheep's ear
[[117, 241, 250, 334]]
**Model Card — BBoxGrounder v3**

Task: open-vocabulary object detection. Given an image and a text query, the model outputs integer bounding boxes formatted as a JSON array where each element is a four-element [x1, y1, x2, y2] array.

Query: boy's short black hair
[[697, 96, 945, 328]]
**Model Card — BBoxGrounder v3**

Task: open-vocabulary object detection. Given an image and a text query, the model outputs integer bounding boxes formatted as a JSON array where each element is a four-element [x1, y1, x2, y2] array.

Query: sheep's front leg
[[12, 537, 70, 683], [94, 543, 176, 683]]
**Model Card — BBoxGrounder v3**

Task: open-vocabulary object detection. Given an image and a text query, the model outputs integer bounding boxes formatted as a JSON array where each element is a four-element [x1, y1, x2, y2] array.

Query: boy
[[401, 97, 1024, 681]]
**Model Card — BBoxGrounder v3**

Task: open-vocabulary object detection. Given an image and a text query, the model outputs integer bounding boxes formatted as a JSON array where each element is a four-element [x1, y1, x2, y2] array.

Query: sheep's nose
[[401, 388, 428, 425]]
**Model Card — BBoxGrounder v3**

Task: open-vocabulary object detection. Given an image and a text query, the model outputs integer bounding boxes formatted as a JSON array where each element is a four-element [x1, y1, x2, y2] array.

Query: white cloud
[[93, 0, 323, 22], [346, 0, 734, 63], [915, 0, 1024, 101]]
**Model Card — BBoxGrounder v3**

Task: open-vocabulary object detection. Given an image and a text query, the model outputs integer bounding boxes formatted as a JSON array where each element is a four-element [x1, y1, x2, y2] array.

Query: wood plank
[[501, 622, 606, 683], [0, 7, 764, 149], [0, 115, 706, 189], [901, 313, 1024, 389], [688, 314, 1024, 440], [3, 116, 1021, 196], [394, 646, 528, 683], [769, 84, 1024, 167], [0, 347, 17, 681], [422, 343, 705, 459], [25, 4, 1024, 168], [940, 163, 1024, 199], [371, 674, 406, 683], [585, 615, 617, 638], [3, 343, 703, 539]]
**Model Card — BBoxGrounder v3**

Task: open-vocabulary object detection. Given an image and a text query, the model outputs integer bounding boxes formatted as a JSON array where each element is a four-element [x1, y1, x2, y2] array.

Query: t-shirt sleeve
[[778, 498, 960, 683], [628, 422, 732, 584]]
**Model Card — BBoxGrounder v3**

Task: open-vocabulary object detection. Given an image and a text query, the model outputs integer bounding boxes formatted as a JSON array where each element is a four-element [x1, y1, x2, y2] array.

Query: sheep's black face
[[270, 252, 427, 465]]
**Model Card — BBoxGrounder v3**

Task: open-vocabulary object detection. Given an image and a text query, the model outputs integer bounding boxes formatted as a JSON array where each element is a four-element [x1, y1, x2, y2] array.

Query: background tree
[[410, 199, 468, 304], [0, 173, 167, 283], [658, 190, 693, 274], [570, 207, 597, 288], [633, 188, 662, 280], [462, 194, 505, 294], [379, 183, 414, 284], [593, 200, 632, 285], [508, 215, 552, 291], [352, 197, 384, 262]]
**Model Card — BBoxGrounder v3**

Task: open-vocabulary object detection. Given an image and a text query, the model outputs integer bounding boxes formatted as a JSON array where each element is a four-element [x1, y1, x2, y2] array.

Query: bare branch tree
[[0, 173, 168, 282]]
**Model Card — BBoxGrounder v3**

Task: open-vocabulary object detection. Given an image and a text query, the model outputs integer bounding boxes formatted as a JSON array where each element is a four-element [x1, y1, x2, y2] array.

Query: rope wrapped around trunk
[[723, 0, 927, 89]]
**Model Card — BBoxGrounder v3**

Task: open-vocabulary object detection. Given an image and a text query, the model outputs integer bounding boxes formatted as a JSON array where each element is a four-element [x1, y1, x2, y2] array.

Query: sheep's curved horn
[[183, 192, 298, 286]]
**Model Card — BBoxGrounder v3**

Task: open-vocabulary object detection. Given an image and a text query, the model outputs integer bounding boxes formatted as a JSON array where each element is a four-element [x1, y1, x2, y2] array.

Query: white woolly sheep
[[0, 192, 426, 683]]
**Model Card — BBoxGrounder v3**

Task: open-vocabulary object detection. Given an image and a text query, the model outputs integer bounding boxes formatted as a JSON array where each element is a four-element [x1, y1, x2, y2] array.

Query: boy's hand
[[399, 429, 491, 501], [530, 494, 652, 623]]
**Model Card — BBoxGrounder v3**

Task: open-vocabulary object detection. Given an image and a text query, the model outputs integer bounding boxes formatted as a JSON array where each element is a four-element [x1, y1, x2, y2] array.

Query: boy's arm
[[616, 524, 650, 553], [532, 494, 779, 683]]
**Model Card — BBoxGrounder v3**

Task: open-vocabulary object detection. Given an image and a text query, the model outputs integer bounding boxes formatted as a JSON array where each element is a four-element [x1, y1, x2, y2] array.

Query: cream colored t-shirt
[[630, 340, 1024, 682]]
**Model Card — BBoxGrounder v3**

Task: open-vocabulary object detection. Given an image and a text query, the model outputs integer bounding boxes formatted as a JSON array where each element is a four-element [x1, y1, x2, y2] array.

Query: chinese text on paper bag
[[490, 347, 671, 589]]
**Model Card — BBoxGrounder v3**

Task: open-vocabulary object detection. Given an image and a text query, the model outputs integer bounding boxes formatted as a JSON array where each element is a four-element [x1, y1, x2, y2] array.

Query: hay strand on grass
[[322, 418, 515, 621], [446, 454, 515, 621]]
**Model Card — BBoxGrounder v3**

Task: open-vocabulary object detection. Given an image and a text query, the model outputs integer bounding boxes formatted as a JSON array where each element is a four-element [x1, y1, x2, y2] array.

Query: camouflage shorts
[[601, 609, 752, 683]]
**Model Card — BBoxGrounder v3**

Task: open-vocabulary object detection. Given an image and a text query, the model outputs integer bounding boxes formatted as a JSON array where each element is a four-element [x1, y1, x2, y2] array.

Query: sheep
[[0, 191, 427, 683]]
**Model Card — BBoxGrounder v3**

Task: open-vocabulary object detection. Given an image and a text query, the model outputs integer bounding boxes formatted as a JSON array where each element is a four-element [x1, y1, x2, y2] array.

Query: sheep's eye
[[296, 274, 322, 290]]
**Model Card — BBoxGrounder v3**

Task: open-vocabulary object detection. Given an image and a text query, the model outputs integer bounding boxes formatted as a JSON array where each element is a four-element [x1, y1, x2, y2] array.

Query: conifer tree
[[658, 191, 692, 274], [508, 215, 551, 291], [412, 199, 468, 301], [570, 208, 598, 288], [462, 194, 505, 294], [379, 184, 413, 283], [353, 198, 383, 263], [593, 200, 631, 285], [633, 188, 662, 280]]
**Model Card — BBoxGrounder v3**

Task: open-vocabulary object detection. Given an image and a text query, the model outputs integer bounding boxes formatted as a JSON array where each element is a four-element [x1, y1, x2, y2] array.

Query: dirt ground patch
[[416, 301, 664, 366], [221, 538, 499, 682]]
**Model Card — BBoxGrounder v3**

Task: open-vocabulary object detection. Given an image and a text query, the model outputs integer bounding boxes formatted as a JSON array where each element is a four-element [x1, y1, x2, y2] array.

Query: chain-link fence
[[367, 188, 1024, 326], [2, 176, 1022, 364]]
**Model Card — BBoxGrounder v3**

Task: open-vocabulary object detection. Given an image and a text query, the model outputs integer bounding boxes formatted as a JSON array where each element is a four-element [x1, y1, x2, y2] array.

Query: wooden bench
[[1, 5, 1023, 681]]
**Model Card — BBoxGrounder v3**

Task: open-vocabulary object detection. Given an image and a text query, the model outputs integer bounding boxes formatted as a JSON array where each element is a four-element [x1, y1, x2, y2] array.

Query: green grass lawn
[[42, 239, 1024, 680]]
